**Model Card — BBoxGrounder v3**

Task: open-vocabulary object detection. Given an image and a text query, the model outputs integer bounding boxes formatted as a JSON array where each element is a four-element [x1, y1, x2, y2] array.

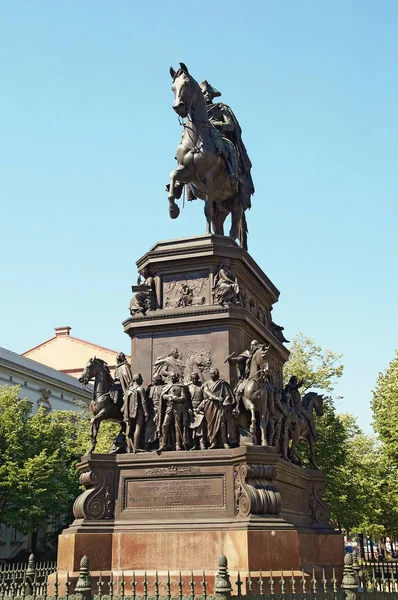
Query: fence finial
[[342, 552, 359, 600], [25, 553, 36, 595], [215, 554, 232, 599], [75, 554, 92, 600]]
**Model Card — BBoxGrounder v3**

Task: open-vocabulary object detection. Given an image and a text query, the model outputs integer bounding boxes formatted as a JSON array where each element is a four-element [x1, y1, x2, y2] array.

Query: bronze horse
[[168, 63, 249, 249], [288, 392, 324, 469], [79, 357, 125, 453], [240, 345, 272, 446]]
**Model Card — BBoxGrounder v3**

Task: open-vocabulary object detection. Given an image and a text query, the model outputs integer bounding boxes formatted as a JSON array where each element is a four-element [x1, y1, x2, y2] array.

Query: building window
[[10, 527, 23, 544], [0, 523, 7, 544]]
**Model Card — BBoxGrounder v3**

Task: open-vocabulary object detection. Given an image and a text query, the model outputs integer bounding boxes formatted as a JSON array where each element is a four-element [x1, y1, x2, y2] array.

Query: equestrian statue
[[167, 63, 254, 250]]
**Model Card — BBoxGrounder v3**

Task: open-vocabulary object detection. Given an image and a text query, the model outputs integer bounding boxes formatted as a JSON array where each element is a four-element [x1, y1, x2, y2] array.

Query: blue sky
[[1, 1, 397, 432]]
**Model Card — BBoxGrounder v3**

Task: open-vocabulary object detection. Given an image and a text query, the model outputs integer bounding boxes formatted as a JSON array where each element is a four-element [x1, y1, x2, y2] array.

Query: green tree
[[0, 386, 88, 535], [372, 350, 398, 463], [283, 332, 344, 393], [283, 334, 353, 529]]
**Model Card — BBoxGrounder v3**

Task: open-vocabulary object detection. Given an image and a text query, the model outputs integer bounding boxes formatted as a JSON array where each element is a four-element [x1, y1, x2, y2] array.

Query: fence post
[[25, 553, 36, 595], [215, 555, 232, 600], [342, 552, 359, 600], [352, 550, 363, 591], [75, 555, 92, 600]]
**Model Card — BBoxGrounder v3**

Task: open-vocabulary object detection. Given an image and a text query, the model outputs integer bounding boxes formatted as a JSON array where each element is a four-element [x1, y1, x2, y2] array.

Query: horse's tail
[[238, 211, 248, 251]]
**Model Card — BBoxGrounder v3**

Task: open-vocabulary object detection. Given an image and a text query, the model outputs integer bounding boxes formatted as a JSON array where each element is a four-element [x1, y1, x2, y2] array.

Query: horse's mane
[[93, 357, 112, 377]]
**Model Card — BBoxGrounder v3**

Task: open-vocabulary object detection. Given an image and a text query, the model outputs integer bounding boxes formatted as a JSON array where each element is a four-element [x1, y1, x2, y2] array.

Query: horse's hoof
[[169, 204, 180, 219]]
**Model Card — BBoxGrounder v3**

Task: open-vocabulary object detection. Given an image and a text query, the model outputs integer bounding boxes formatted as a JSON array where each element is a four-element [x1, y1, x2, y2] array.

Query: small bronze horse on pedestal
[[79, 357, 126, 453]]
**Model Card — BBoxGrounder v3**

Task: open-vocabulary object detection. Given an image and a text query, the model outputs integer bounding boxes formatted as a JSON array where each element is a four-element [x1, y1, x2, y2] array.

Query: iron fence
[[0, 552, 396, 600]]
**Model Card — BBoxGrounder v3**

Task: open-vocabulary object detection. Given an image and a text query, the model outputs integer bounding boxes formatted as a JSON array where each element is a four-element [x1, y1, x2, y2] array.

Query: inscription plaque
[[277, 482, 306, 512], [124, 476, 225, 511]]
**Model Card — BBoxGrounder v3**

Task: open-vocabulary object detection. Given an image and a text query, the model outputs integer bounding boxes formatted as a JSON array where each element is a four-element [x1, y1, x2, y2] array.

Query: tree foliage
[[372, 350, 398, 463], [0, 386, 88, 534], [285, 336, 398, 541], [283, 333, 344, 394]]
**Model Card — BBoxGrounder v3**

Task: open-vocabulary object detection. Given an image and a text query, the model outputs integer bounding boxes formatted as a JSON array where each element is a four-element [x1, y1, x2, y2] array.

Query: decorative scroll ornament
[[308, 482, 330, 525], [234, 464, 281, 517], [73, 469, 115, 520]]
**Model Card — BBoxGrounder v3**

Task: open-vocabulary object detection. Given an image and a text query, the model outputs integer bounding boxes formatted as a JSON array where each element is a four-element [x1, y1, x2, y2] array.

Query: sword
[[224, 352, 235, 363]]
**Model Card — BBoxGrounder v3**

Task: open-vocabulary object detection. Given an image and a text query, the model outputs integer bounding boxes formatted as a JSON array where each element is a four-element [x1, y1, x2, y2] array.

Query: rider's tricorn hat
[[200, 80, 221, 98]]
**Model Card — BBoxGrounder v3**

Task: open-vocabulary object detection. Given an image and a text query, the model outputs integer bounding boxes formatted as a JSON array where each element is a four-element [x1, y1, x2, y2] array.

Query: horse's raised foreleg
[[168, 165, 188, 219]]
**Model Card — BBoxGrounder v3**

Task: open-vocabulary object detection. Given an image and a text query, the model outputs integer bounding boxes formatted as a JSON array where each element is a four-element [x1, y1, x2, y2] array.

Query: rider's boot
[[175, 423, 182, 451], [133, 431, 142, 453], [187, 184, 196, 201], [229, 174, 239, 192], [158, 425, 170, 451]]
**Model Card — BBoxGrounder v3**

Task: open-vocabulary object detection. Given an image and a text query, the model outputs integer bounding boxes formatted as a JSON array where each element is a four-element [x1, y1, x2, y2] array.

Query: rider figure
[[226, 340, 262, 405], [114, 352, 133, 395], [283, 376, 318, 441], [200, 80, 254, 205]]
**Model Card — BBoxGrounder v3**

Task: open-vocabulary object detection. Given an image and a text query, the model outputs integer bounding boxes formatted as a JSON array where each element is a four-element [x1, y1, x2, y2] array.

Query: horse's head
[[193, 350, 212, 372], [79, 357, 111, 385], [79, 357, 97, 385], [170, 63, 200, 118], [303, 392, 325, 417]]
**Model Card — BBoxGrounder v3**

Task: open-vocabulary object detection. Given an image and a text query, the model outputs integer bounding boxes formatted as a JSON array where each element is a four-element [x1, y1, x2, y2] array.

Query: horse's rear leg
[[309, 437, 318, 469], [259, 410, 269, 447], [204, 175, 214, 235]]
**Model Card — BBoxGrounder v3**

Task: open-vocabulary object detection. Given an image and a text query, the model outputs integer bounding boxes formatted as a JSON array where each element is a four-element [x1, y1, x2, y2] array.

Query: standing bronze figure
[[202, 368, 238, 449], [122, 373, 149, 453], [188, 372, 207, 450], [167, 63, 254, 250], [158, 372, 190, 451]]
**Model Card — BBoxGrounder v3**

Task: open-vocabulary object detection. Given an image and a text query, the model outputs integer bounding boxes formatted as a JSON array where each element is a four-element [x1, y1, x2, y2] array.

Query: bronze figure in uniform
[[200, 80, 254, 204], [202, 368, 238, 449], [158, 372, 190, 451], [122, 373, 149, 453], [188, 372, 207, 450], [144, 373, 164, 448], [114, 352, 133, 393]]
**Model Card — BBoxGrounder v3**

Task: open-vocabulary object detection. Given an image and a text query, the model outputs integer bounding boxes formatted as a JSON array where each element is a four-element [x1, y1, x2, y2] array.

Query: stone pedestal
[[57, 448, 343, 580], [123, 235, 289, 388], [55, 234, 344, 591]]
